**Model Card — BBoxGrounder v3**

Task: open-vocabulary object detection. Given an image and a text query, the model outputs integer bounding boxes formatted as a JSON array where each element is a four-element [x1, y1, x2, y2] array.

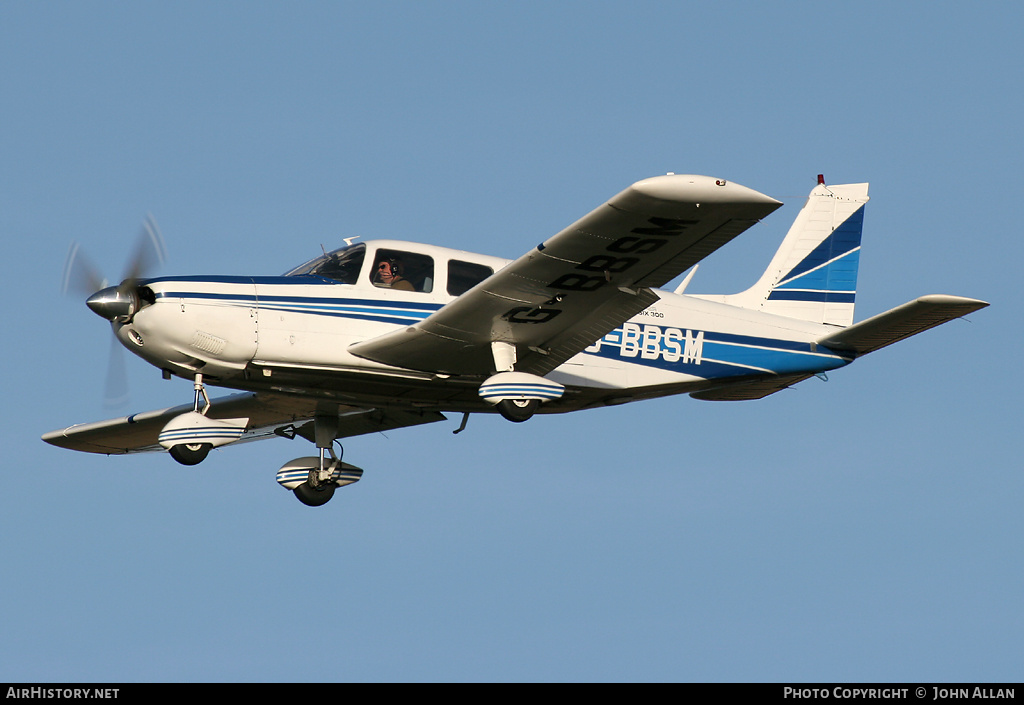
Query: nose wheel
[[161, 374, 240, 466]]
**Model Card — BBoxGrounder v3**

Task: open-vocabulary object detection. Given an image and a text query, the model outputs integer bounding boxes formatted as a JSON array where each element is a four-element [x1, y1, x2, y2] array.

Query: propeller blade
[[62, 214, 168, 410], [124, 214, 167, 283], [61, 242, 107, 297]]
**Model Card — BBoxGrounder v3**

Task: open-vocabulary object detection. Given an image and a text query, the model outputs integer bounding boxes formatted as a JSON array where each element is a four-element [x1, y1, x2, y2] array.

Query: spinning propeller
[[61, 215, 167, 408]]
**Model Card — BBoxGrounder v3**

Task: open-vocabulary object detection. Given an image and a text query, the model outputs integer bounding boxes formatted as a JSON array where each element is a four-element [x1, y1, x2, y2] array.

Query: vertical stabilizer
[[720, 180, 869, 326]]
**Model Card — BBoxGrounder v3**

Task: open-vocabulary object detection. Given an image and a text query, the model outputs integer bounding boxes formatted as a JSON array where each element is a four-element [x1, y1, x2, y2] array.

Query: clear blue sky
[[2, 1, 1020, 682]]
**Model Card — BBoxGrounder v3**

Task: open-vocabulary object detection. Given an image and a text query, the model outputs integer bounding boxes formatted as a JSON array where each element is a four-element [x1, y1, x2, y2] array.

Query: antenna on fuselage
[[673, 265, 699, 295], [342, 236, 361, 247]]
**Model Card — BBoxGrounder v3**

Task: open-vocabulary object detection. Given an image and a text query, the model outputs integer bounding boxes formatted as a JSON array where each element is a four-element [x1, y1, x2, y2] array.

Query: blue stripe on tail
[[769, 205, 864, 304]]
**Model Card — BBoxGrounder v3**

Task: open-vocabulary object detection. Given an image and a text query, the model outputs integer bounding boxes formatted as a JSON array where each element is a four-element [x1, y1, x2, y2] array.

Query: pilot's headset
[[381, 258, 403, 277]]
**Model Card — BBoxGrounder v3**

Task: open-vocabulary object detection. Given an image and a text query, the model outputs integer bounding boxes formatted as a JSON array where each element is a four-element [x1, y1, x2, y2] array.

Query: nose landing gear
[[158, 374, 248, 466]]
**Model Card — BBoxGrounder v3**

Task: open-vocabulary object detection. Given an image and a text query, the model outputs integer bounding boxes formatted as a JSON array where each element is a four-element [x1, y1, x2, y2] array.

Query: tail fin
[[720, 179, 869, 326]]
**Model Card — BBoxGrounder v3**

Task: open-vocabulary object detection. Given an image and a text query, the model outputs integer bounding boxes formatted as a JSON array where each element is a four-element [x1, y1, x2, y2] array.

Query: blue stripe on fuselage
[[146, 274, 336, 286], [584, 325, 849, 378], [151, 283, 444, 325]]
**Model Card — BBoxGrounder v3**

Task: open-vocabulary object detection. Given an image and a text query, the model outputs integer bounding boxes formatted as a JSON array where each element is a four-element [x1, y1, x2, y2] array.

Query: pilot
[[375, 258, 415, 291]]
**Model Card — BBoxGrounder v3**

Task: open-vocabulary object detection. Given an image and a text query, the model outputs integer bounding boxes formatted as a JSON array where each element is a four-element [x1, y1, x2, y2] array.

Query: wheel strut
[[193, 373, 211, 415], [310, 413, 342, 486]]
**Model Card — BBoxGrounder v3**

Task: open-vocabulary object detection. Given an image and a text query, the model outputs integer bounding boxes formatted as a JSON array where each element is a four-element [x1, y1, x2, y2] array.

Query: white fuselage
[[115, 239, 850, 413]]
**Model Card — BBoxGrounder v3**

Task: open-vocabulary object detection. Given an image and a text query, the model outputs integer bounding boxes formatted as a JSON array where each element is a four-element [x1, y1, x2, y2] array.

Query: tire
[[496, 398, 539, 423], [168, 443, 211, 466], [294, 481, 336, 507]]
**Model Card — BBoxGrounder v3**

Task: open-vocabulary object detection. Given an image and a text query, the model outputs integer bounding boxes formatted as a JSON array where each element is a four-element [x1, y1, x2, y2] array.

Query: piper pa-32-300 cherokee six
[[44, 174, 988, 507]]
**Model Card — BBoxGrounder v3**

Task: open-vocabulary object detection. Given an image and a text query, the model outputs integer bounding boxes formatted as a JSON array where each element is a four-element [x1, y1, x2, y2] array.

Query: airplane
[[43, 174, 989, 507]]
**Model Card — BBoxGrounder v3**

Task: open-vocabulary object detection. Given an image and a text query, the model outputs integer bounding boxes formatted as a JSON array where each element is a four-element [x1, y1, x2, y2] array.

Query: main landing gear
[[478, 343, 564, 423], [275, 414, 363, 507], [496, 398, 539, 423], [294, 478, 335, 507], [168, 442, 210, 466], [159, 376, 362, 508], [277, 450, 363, 507]]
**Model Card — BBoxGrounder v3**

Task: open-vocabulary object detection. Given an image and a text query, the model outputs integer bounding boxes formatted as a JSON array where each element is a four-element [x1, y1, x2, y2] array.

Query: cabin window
[[370, 249, 434, 293], [284, 243, 366, 285], [447, 260, 493, 296]]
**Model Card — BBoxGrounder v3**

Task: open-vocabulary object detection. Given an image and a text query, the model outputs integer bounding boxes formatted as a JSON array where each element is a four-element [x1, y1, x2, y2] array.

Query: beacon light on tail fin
[[43, 173, 987, 508]]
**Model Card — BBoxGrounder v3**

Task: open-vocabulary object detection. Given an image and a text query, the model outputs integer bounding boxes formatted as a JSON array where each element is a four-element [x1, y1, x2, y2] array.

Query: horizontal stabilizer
[[690, 373, 814, 401], [817, 295, 989, 356]]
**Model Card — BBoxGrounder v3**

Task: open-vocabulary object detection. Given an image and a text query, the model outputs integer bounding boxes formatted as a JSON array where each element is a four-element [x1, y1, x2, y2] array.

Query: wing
[[350, 175, 782, 376], [42, 392, 446, 455]]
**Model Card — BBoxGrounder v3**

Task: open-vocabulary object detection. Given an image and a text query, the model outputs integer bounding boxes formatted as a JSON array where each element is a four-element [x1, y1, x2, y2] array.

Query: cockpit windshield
[[283, 243, 366, 284]]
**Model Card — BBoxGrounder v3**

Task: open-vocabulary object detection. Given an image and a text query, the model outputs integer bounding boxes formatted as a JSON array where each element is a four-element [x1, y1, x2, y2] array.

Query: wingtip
[[629, 174, 782, 206], [41, 427, 71, 449]]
